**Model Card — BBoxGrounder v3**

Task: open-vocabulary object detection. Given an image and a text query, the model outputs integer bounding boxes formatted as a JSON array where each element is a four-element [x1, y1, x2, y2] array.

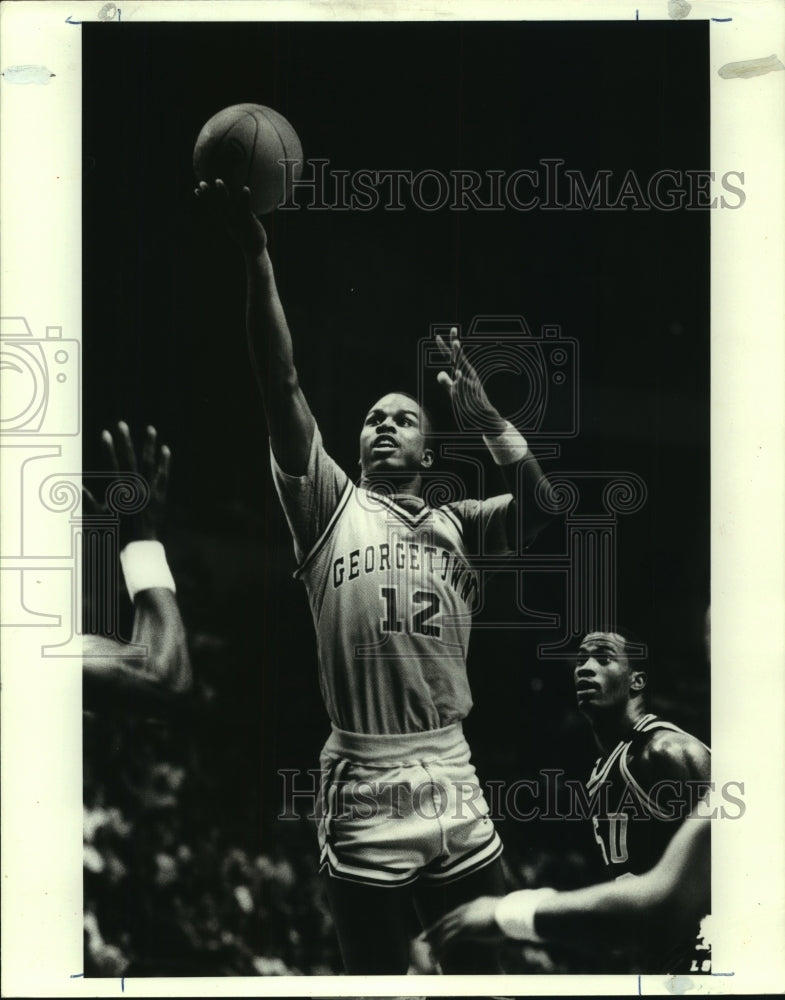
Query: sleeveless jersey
[[272, 430, 512, 734], [586, 713, 712, 972], [586, 713, 709, 877]]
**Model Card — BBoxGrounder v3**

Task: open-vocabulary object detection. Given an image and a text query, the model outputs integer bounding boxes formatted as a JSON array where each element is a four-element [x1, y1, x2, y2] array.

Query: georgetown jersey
[[272, 429, 512, 734]]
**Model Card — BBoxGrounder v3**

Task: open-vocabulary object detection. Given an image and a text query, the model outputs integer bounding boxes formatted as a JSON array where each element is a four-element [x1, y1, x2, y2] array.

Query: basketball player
[[574, 630, 710, 882], [196, 179, 555, 974], [424, 806, 710, 963], [427, 629, 712, 971], [82, 422, 192, 711]]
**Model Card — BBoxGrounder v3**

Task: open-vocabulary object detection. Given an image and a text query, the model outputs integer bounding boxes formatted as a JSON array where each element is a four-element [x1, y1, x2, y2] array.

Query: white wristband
[[120, 540, 176, 600], [482, 420, 529, 465], [494, 887, 557, 942]]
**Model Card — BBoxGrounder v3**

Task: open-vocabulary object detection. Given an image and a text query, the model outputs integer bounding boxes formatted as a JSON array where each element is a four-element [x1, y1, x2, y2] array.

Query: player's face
[[574, 632, 637, 713], [359, 393, 433, 478]]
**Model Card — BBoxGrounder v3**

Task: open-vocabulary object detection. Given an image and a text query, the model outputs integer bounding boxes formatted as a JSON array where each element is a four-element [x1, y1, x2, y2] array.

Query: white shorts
[[318, 723, 503, 887]]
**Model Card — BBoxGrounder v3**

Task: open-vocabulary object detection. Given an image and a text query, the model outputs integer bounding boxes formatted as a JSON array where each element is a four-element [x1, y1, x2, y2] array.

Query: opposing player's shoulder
[[635, 727, 711, 785]]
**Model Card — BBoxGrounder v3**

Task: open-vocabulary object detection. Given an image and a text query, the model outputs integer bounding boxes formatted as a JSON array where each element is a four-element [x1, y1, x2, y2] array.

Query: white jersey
[[272, 429, 513, 735]]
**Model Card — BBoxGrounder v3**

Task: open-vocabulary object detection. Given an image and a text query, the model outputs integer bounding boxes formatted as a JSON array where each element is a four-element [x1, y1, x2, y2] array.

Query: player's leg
[[414, 856, 507, 973], [321, 870, 414, 974]]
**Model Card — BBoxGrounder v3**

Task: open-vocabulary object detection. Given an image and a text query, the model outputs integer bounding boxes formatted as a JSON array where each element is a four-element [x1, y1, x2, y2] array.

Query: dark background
[[82, 19, 710, 975]]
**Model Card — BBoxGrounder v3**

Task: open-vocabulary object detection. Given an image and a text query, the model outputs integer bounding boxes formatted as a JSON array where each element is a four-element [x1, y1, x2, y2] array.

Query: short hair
[[579, 626, 650, 673], [614, 627, 648, 670], [364, 390, 436, 439], [614, 627, 651, 702]]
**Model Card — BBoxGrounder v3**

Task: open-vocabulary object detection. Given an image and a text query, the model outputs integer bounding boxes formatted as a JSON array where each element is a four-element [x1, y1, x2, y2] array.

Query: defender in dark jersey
[[574, 629, 711, 969], [196, 180, 555, 974], [425, 630, 712, 972]]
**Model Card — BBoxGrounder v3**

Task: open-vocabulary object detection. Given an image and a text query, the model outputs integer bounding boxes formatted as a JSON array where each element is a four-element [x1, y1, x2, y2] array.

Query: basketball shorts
[[317, 722, 503, 887]]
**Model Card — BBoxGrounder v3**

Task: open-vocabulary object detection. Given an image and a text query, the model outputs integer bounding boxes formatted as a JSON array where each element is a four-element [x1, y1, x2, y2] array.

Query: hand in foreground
[[195, 178, 268, 257], [435, 327, 506, 435], [83, 422, 170, 547], [422, 896, 504, 955]]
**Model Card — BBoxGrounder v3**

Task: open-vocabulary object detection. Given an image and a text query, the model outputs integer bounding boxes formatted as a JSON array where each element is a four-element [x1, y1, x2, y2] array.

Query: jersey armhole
[[293, 479, 354, 580]]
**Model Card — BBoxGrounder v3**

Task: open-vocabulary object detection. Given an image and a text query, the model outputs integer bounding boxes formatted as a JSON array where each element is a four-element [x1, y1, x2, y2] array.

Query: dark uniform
[[586, 713, 712, 972]]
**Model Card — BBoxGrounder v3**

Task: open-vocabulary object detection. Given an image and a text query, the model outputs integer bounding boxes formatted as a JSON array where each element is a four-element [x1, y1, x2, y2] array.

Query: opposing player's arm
[[425, 812, 710, 955], [436, 327, 554, 547], [82, 423, 192, 714], [83, 590, 191, 711], [195, 180, 316, 475]]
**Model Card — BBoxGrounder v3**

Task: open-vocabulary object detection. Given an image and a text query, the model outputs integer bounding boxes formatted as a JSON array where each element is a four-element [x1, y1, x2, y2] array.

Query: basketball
[[193, 103, 303, 215]]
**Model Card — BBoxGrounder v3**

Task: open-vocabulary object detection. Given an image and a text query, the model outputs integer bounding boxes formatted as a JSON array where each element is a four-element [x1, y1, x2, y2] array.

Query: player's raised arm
[[82, 423, 192, 712], [435, 327, 554, 547], [195, 179, 316, 475]]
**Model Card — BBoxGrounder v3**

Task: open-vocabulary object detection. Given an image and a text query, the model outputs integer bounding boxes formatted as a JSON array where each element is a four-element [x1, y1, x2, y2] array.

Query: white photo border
[[1, 0, 784, 996]]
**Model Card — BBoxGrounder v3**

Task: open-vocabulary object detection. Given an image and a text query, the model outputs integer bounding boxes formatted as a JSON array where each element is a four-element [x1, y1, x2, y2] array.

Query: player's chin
[[575, 691, 602, 711], [365, 453, 401, 471]]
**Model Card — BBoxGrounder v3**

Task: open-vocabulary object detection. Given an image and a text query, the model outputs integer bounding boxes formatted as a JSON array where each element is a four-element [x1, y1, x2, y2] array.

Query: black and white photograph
[[1, 1, 784, 996]]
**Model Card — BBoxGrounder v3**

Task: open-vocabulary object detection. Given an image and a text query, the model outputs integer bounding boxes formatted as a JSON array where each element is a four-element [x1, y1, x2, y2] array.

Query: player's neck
[[592, 701, 648, 754], [360, 471, 424, 498]]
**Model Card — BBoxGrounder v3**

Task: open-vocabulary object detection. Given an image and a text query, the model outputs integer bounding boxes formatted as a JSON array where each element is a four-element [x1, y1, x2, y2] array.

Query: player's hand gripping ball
[[193, 103, 303, 216]]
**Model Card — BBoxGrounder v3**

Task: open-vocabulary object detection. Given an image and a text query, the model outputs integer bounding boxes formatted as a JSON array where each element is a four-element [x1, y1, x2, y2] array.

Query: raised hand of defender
[[194, 179, 268, 257], [83, 423, 170, 548], [436, 327, 506, 435]]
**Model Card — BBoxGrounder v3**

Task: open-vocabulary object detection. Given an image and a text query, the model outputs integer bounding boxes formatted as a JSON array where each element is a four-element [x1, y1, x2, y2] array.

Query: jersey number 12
[[381, 587, 441, 637]]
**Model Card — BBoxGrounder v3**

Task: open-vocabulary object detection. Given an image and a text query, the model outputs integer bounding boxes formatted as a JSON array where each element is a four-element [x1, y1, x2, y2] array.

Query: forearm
[[244, 249, 315, 472], [82, 590, 191, 714], [129, 588, 192, 695], [244, 250, 296, 390], [531, 878, 666, 950], [531, 817, 709, 951], [484, 421, 554, 546]]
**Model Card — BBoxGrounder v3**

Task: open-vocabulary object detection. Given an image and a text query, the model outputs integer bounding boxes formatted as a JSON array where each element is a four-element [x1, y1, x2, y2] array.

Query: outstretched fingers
[[114, 421, 137, 473], [435, 327, 459, 395], [156, 442, 171, 502], [100, 427, 119, 473]]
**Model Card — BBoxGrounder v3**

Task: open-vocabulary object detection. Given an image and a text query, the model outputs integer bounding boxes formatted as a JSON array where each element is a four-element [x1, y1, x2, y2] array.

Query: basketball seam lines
[[246, 110, 260, 189], [202, 116, 246, 176], [258, 107, 293, 163]]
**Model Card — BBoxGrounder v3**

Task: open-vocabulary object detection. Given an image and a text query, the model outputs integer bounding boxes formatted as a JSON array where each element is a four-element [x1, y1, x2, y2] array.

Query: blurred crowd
[[83, 565, 708, 978], [83, 667, 617, 979]]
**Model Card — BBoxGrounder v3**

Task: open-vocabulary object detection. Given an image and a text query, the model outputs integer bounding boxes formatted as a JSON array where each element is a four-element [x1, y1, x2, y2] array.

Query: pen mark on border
[[66, 5, 121, 24], [668, 0, 691, 20], [664, 975, 696, 994], [1, 65, 55, 85], [718, 54, 785, 79]]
